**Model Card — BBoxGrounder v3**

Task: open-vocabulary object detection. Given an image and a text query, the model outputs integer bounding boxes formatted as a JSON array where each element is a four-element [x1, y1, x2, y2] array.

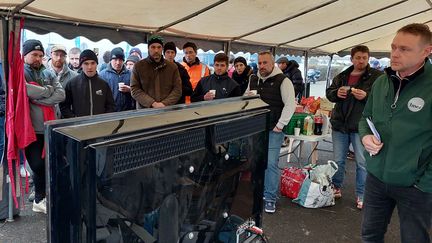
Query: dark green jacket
[[359, 59, 432, 192], [326, 65, 382, 133]]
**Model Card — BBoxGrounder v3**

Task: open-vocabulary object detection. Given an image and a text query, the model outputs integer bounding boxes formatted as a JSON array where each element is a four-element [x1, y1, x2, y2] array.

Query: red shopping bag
[[280, 167, 307, 199]]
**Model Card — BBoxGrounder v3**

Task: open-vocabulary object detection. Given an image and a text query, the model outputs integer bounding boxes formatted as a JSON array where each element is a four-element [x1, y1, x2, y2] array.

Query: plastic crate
[[283, 113, 309, 135]]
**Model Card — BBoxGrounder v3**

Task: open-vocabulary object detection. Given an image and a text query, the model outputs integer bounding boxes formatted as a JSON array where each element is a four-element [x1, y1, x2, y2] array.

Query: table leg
[[311, 142, 318, 164], [286, 137, 294, 163]]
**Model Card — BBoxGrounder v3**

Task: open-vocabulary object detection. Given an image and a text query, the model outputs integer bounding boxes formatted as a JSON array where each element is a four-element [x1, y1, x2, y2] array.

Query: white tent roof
[[0, 0, 431, 55]]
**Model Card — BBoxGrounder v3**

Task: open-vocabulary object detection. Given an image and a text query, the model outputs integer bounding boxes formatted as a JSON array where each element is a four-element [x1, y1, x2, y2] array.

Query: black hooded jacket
[[326, 65, 383, 133], [191, 73, 241, 102], [232, 66, 253, 94], [60, 72, 116, 118], [282, 60, 303, 98]]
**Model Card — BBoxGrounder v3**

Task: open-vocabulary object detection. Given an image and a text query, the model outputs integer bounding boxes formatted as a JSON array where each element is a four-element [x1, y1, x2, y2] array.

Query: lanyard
[[391, 77, 402, 110]]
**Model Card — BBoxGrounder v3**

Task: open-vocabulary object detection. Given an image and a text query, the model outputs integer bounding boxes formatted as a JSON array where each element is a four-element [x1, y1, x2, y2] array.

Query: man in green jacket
[[359, 23, 432, 242]]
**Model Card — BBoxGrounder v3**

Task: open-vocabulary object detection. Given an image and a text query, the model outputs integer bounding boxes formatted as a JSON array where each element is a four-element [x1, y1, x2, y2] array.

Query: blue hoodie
[[99, 64, 135, 111]]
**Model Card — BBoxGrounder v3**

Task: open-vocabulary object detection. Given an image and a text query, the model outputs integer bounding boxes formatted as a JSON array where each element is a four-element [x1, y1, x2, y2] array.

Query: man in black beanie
[[100, 47, 134, 111], [125, 55, 140, 70], [60, 49, 115, 118], [131, 36, 181, 108], [23, 39, 65, 214], [232, 56, 253, 94], [163, 42, 192, 104]]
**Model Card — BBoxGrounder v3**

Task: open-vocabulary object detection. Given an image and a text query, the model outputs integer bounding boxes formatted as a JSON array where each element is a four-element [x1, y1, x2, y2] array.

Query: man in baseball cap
[[47, 44, 77, 87]]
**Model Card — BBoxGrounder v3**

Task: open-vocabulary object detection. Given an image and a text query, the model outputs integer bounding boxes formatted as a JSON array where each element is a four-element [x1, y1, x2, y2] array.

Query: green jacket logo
[[407, 97, 424, 112]]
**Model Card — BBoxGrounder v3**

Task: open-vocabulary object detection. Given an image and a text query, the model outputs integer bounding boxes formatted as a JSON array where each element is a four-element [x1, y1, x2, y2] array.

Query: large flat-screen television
[[45, 97, 270, 243]]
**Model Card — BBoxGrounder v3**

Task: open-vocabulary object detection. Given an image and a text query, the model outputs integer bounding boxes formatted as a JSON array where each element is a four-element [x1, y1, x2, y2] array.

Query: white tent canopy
[[0, 0, 431, 55]]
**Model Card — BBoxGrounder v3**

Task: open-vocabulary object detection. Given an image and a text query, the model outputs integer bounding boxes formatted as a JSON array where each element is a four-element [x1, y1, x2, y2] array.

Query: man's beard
[[53, 61, 63, 69], [30, 62, 42, 69]]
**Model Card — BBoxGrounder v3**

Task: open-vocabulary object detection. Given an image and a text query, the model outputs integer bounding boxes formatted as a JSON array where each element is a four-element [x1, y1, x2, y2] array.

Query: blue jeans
[[331, 130, 366, 199], [362, 173, 432, 243], [263, 131, 285, 202]]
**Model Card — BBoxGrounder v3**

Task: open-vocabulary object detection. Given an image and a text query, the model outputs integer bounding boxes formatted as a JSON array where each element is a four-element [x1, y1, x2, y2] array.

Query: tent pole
[[4, 16, 14, 222], [270, 47, 276, 57], [326, 54, 334, 89], [224, 41, 231, 56], [303, 50, 309, 98]]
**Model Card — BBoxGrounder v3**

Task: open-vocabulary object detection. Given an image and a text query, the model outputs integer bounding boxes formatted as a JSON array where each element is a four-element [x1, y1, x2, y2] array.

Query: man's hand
[[273, 126, 283, 133], [351, 88, 367, 100], [151, 102, 165, 108], [204, 91, 215, 101], [362, 135, 383, 156], [337, 87, 349, 99], [119, 85, 131, 93]]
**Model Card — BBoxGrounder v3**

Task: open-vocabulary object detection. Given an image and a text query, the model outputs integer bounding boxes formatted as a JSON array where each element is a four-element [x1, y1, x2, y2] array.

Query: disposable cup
[[294, 127, 301, 136], [341, 86, 350, 91]]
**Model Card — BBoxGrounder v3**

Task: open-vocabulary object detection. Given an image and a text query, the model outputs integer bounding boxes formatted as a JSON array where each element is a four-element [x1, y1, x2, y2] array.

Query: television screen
[[46, 97, 270, 243]]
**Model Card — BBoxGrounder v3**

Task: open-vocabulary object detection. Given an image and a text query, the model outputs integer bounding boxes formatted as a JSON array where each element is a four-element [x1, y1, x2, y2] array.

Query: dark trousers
[[361, 173, 432, 243], [25, 134, 45, 202]]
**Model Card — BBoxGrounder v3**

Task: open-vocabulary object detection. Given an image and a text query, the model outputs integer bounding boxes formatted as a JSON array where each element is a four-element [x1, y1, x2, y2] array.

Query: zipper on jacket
[[89, 79, 93, 115]]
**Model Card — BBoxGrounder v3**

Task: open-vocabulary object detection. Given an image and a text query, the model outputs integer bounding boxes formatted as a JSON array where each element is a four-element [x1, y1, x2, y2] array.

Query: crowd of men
[[4, 22, 432, 243], [17, 35, 297, 217]]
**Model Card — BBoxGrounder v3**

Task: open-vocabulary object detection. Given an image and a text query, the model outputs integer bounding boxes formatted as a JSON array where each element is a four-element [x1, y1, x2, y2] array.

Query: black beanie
[[110, 47, 125, 60], [79, 49, 98, 66], [163, 42, 177, 54], [234, 56, 247, 66], [23, 39, 44, 56], [182, 42, 197, 53], [126, 55, 140, 64], [148, 35, 164, 47]]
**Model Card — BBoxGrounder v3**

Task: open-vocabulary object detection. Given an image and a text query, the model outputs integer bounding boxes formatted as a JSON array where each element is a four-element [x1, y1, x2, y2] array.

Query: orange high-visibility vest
[[182, 62, 210, 103]]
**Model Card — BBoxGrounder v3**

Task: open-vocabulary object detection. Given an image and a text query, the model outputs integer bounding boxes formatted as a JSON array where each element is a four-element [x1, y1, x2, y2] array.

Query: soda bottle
[[314, 115, 323, 135]]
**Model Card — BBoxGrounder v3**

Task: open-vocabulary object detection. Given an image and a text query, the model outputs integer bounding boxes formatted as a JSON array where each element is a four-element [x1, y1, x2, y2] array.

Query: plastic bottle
[[314, 115, 323, 135], [306, 116, 314, 136], [303, 116, 314, 135]]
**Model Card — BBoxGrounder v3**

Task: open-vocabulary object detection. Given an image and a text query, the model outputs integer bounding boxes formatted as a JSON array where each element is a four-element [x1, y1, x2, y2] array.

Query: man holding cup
[[191, 53, 241, 102], [326, 45, 382, 209], [99, 47, 135, 111]]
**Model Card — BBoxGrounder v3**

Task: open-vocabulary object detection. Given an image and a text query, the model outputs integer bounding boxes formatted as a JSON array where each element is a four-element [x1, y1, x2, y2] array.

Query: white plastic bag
[[309, 160, 338, 186], [292, 160, 338, 208]]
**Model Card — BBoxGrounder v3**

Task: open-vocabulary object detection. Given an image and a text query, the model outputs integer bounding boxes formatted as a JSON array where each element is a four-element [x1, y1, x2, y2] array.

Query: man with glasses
[[181, 42, 210, 103]]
